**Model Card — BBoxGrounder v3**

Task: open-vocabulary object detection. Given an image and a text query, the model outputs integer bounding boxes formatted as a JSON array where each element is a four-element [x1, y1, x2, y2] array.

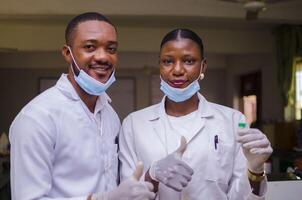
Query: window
[[243, 95, 257, 125], [295, 59, 302, 120]]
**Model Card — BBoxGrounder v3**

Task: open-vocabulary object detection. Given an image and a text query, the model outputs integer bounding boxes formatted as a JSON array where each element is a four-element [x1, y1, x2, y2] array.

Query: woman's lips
[[169, 80, 187, 88]]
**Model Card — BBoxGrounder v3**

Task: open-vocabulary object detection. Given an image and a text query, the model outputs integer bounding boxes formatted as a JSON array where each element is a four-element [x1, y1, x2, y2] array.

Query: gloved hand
[[237, 128, 273, 173], [149, 136, 194, 191], [92, 162, 155, 200]]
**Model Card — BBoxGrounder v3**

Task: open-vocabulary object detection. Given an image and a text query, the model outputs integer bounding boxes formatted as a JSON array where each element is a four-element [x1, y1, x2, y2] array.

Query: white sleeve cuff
[[91, 192, 109, 200]]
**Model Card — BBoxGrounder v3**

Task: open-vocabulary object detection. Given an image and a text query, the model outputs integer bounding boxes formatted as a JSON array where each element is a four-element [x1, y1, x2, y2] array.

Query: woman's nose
[[173, 62, 184, 75]]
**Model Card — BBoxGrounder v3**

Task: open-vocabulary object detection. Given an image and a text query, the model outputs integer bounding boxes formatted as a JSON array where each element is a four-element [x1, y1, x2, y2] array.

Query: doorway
[[240, 71, 262, 128]]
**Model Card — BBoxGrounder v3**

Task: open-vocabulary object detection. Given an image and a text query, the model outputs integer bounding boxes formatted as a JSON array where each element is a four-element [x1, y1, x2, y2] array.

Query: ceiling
[[0, 0, 301, 27], [0, 0, 301, 53]]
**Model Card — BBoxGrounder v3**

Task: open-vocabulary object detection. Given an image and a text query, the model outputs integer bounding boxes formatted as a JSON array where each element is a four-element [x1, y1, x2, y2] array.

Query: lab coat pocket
[[205, 140, 233, 185], [107, 144, 119, 186], [100, 143, 118, 173], [107, 144, 118, 173]]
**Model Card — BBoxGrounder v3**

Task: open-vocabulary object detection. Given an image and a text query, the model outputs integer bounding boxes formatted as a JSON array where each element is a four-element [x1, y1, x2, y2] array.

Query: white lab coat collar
[[55, 74, 112, 113], [148, 93, 214, 145], [148, 92, 214, 121]]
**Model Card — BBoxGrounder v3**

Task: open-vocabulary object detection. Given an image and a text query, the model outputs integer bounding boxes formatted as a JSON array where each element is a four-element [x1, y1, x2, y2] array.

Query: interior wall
[[0, 51, 282, 117], [225, 53, 283, 123], [0, 16, 279, 129], [0, 51, 228, 133], [0, 51, 226, 69], [0, 20, 274, 54], [0, 68, 64, 135], [201, 68, 227, 105]]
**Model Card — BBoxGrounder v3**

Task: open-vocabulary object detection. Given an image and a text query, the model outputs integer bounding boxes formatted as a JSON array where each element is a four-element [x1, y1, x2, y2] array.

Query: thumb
[[174, 136, 187, 158], [132, 161, 144, 181]]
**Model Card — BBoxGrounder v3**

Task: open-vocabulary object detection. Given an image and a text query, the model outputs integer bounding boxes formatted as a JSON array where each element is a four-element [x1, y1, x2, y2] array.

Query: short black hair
[[160, 28, 204, 58], [65, 12, 116, 46]]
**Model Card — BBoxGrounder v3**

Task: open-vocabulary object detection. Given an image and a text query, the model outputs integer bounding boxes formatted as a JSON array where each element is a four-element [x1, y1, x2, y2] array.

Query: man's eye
[[108, 47, 117, 54], [84, 45, 95, 51]]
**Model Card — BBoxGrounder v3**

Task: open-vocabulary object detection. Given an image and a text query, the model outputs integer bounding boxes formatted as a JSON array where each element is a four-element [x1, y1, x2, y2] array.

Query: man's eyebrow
[[83, 39, 118, 45], [84, 39, 97, 43]]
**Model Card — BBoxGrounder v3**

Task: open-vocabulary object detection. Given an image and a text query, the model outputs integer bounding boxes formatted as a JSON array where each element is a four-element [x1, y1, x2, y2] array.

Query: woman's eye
[[162, 59, 173, 65], [184, 59, 195, 65]]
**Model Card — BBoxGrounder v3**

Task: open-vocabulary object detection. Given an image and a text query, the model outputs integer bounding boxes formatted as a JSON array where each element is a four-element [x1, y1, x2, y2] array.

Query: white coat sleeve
[[118, 115, 139, 182], [227, 113, 267, 200], [9, 112, 87, 200], [227, 140, 267, 200]]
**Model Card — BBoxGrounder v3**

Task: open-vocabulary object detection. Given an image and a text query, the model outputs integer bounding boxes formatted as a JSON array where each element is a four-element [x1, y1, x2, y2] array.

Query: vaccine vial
[[238, 122, 246, 129]]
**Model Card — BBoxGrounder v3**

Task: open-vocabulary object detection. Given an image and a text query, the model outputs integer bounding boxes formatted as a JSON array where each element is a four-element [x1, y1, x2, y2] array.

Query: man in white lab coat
[[9, 12, 155, 200]]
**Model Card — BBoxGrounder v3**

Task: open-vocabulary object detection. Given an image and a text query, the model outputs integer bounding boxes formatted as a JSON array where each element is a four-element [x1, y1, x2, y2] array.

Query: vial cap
[[238, 122, 246, 128]]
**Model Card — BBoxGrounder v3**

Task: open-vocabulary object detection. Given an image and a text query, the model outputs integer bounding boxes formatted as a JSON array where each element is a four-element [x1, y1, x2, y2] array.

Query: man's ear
[[61, 45, 71, 63]]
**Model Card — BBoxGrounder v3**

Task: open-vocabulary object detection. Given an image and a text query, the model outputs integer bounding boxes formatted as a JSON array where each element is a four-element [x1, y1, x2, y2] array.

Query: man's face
[[67, 20, 118, 84]]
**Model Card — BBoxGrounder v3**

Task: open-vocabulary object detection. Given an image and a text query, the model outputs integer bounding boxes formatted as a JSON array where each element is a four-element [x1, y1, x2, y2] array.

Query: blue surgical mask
[[160, 77, 200, 102], [67, 46, 116, 96]]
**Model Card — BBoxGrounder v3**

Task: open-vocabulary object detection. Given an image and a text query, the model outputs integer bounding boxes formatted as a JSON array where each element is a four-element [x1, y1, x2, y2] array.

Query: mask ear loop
[[67, 46, 81, 76]]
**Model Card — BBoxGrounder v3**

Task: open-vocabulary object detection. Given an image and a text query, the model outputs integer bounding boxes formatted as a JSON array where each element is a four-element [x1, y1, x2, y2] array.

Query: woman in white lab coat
[[119, 28, 272, 200]]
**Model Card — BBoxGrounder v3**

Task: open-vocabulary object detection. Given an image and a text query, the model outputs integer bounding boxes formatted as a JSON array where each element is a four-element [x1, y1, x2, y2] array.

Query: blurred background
[[0, 0, 302, 199]]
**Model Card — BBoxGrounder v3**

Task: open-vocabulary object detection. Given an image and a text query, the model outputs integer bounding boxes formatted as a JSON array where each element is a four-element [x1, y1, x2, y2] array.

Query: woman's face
[[159, 38, 206, 89]]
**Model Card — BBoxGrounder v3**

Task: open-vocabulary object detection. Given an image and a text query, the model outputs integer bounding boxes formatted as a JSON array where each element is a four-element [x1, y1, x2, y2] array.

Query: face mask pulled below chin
[[160, 77, 200, 103], [74, 68, 116, 96], [67, 46, 116, 96]]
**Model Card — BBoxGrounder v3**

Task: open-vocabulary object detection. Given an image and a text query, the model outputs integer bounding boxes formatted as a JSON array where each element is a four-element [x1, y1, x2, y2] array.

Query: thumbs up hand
[[101, 162, 155, 200], [148, 136, 194, 191], [132, 161, 144, 181], [174, 136, 187, 158]]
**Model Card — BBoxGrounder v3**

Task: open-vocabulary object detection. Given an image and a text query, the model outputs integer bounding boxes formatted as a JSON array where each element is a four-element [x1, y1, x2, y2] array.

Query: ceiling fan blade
[[218, 0, 293, 3], [217, 0, 246, 3], [246, 10, 259, 20]]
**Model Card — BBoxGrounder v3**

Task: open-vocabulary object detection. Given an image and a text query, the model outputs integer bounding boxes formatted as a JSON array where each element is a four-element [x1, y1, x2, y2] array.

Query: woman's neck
[[165, 94, 199, 117]]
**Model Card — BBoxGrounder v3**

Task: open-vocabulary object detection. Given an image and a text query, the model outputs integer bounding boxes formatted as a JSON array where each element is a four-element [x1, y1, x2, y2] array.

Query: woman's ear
[[199, 58, 207, 80], [201, 58, 207, 74]]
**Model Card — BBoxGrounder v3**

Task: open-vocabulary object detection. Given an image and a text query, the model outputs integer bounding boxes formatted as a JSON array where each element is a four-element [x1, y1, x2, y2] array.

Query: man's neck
[[67, 73, 97, 113]]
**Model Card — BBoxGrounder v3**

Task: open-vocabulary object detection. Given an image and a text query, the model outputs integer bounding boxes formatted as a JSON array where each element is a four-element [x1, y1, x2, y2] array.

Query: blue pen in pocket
[[214, 135, 219, 150]]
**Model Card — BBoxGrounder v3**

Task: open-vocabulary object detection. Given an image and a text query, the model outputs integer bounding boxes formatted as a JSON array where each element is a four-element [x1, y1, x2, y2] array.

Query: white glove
[[92, 162, 155, 200], [237, 128, 273, 173], [149, 136, 194, 191]]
